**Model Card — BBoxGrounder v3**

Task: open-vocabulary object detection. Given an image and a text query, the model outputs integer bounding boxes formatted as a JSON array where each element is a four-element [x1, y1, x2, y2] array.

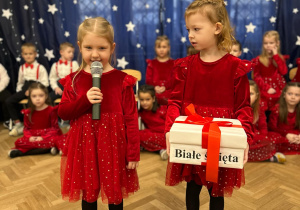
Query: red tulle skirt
[[139, 129, 166, 151], [61, 113, 139, 204], [248, 135, 276, 162], [165, 162, 245, 197]]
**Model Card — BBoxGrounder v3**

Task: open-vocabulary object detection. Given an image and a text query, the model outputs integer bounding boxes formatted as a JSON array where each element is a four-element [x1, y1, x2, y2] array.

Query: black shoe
[[8, 150, 24, 158]]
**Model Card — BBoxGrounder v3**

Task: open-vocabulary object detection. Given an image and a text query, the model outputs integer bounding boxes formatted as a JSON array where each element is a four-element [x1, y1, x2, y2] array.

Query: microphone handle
[[92, 76, 101, 120]]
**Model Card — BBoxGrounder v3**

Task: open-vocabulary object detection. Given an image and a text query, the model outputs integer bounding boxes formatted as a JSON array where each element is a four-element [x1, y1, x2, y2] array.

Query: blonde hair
[[21, 43, 37, 52], [259, 30, 284, 67], [59, 42, 74, 51], [155, 35, 170, 56], [73, 17, 116, 88], [278, 82, 300, 129], [185, 0, 234, 52], [249, 80, 260, 124]]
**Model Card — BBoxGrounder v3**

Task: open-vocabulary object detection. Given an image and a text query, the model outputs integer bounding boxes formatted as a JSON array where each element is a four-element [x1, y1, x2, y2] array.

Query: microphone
[[91, 61, 103, 120]]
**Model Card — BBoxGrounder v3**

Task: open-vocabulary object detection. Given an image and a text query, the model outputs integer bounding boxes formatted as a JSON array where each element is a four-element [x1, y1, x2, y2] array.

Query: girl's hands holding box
[[87, 87, 103, 104]]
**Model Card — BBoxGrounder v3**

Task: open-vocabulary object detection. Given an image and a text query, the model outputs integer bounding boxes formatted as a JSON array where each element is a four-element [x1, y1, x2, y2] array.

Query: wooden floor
[[0, 124, 300, 210]]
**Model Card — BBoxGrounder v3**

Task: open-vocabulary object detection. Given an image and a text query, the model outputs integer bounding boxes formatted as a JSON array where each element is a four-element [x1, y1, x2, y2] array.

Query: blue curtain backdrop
[[0, 0, 300, 92]]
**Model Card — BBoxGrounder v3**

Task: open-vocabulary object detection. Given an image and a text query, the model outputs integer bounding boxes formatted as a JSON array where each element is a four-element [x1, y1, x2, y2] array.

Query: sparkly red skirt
[[61, 113, 139, 204], [248, 135, 276, 162], [139, 129, 166, 151]]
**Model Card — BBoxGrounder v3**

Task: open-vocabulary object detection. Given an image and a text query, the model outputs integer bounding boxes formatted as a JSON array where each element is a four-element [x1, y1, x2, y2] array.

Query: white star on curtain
[[126, 21, 135, 31], [38, 18, 44, 24], [117, 57, 129, 69], [245, 22, 256, 33], [44, 49, 55, 61], [48, 4, 58, 15], [2, 9, 13, 19]]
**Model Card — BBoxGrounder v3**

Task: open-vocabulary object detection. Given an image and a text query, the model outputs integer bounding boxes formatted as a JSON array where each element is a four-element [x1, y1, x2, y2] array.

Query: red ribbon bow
[[180, 104, 241, 183], [25, 63, 34, 69], [59, 59, 68, 65]]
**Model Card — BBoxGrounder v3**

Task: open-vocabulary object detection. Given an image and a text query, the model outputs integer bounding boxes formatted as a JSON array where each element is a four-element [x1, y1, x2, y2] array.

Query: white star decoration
[[85, 16, 92, 19], [117, 57, 129, 69], [24, 5, 29, 10], [112, 5, 118, 11], [16, 57, 21, 62], [293, 8, 299, 14], [64, 31, 70, 37], [0, 37, 3, 43], [48, 4, 58, 15], [125, 21, 135, 31], [224, 1, 228, 6], [166, 18, 171, 23], [269, 16, 276, 23], [145, 4, 150, 9], [296, 36, 300, 46], [136, 43, 141, 48], [243, 48, 249, 53], [38, 18, 44, 24], [21, 35, 25, 40], [2, 9, 12, 20], [181, 37, 187, 43], [288, 63, 293, 68], [156, 29, 159, 33], [44, 49, 55, 61], [245, 22, 256, 33], [73, 0, 77, 4]]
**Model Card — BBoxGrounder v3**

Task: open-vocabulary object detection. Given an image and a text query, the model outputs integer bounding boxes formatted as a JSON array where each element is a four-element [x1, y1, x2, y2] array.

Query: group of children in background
[[0, 1, 300, 208]]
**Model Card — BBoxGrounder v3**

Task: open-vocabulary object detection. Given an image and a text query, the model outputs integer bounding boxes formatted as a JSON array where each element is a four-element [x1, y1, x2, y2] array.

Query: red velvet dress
[[13, 106, 66, 153], [139, 105, 167, 151], [252, 55, 287, 110], [248, 109, 276, 161], [58, 69, 140, 204], [146, 58, 174, 105], [292, 58, 300, 82], [268, 104, 300, 154], [165, 53, 254, 197]]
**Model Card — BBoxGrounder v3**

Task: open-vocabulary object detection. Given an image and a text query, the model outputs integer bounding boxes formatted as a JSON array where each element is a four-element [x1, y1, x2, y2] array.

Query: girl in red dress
[[8, 82, 65, 158], [248, 80, 286, 163], [146, 35, 174, 105], [165, 1, 254, 209], [252, 30, 288, 111], [58, 17, 139, 210], [268, 82, 300, 155], [138, 84, 168, 160]]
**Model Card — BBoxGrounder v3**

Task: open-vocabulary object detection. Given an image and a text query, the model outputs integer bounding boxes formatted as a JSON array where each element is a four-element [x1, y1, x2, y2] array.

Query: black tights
[[82, 200, 123, 210], [186, 180, 224, 210]]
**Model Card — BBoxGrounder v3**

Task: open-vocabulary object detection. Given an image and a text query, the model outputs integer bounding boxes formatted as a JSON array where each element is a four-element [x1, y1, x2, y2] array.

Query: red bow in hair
[[59, 59, 68, 65], [25, 63, 34, 69]]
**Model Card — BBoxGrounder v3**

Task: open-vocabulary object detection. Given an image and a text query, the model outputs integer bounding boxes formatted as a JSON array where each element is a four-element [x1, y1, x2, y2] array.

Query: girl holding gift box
[[268, 82, 300, 155], [248, 80, 286, 163], [58, 17, 140, 209], [138, 84, 168, 160], [164, 0, 254, 209], [145, 35, 174, 105], [252, 30, 288, 111]]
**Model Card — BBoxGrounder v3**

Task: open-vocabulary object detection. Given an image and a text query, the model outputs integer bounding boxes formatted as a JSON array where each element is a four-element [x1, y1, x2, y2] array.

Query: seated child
[[138, 84, 168, 160], [230, 40, 242, 58]]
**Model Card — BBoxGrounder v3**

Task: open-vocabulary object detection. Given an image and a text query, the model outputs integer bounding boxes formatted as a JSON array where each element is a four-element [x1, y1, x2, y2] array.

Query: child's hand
[[160, 86, 166, 93], [87, 87, 103, 104], [166, 132, 170, 155], [154, 86, 161, 93], [243, 143, 249, 165], [29, 136, 43, 142], [55, 87, 63, 95], [267, 88, 276, 94], [126, 161, 139, 169], [272, 45, 278, 55], [25, 90, 29, 96], [286, 133, 299, 143]]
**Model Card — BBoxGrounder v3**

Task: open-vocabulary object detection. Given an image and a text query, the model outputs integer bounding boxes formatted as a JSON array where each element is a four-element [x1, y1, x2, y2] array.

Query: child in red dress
[[252, 30, 288, 111], [58, 17, 139, 210], [8, 83, 65, 158], [138, 84, 168, 160], [146, 35, 174, 105], [248, 80, 286, 163], [164, 1, 254, 209], [268, 82, 300, 155], [291, 58, 300, 82]]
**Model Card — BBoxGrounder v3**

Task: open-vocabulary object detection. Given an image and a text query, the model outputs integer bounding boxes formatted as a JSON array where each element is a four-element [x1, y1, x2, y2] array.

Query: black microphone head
[[91, 61, 103, 76]]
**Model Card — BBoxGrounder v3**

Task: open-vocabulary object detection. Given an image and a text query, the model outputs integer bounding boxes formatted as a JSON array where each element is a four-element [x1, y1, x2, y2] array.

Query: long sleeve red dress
[[139, 105, 167, 151], [145, 58, 174, 105], [164, 53, 254, 197], [58, 69, 140, 204], [268, 104, 300, 154]]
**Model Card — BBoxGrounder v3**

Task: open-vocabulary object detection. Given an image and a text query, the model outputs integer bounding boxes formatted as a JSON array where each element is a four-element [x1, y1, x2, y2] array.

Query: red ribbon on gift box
[[174, 103, 242, 183]]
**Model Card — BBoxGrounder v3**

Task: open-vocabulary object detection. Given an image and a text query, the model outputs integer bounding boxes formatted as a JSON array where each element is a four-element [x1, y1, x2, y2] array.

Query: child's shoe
[[3, 119, 14, 131], [160, 149, 168, 160], [8, 149, 24, 158], [50, 147, 59, 155], [270, 152, 286, 163], [9, 123, 24, 136]]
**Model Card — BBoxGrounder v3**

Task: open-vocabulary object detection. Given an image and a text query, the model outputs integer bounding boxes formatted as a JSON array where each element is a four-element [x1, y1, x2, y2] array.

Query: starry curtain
[[1, 0, 300, 93]]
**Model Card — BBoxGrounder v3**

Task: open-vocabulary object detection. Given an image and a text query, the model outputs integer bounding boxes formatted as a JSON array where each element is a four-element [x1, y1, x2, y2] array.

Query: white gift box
[[169, 116, 247, 169]]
